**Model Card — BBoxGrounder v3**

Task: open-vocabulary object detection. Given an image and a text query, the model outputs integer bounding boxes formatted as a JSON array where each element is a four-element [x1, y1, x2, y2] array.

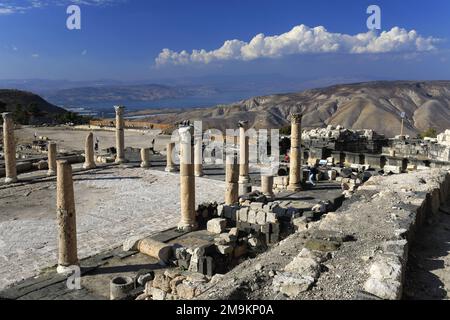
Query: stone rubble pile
[[302, 125, 382, 142]]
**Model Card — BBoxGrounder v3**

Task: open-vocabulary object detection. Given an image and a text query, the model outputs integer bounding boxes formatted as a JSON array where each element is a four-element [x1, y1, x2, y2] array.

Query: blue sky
[[0, 0, 449, 83]]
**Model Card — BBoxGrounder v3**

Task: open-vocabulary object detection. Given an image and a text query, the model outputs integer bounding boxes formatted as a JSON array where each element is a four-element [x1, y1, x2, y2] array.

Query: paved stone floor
[[0, 165, 225, 291]]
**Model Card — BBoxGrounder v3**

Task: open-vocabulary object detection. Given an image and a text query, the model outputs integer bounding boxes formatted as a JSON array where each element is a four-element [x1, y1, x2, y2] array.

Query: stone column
[[288, 113, 303, 191], [225, 155, 239, 205], [47, 142, 57, 176], [83, 132, 96, 170], [114, 105, 126, 164], [178, 125, 197, 231], [238, 121, 251, 194], [194, 137, 203, 177], [140, 148, 151, 168], [261, 175, 275, 199], [165, 142, 177, 172], [56, 160, 79, 274], [2, 113, 17, 184]]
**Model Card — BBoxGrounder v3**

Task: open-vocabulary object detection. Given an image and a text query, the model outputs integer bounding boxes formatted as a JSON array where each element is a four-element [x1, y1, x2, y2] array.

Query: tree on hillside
[[13, 104, 30, 125], [27, 103, 40, 117], [0, 101, 6, 113], [279, 126, 291, 135], [419, 128, 438, 139]]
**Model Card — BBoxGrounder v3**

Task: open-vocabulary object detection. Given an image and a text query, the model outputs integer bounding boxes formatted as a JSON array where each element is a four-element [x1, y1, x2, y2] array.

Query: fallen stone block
[[123, 237, 173, 264], [152, 273, 171, 293], [247, 210, 257, 224], [363, 278, 402, 300], [266, 211, 277, 223], [293, 217, 309, 232], [207, 218, 227, 234], [284, 256, 321, 279], [272, 272, 315, 297], [170, 276, 186, 294], [176, 281, 200, 299], [151, 287, 167, 300], [237, 207, 249, 222], [256, 210, 267, 225]]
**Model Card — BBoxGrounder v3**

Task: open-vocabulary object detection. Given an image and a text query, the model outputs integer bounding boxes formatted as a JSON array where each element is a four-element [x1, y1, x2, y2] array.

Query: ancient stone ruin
[[1, 107, 450, 302]]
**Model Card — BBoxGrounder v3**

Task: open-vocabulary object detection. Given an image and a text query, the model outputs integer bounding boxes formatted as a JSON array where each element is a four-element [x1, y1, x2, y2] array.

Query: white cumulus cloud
[[155, 24, 439, 66]]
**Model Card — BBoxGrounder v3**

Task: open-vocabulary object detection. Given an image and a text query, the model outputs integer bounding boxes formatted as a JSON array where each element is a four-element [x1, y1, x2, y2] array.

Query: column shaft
[[140, 148, 151, 168], [47, 142, 57, 176], [194, 138, 203, 177], [2, 113, 17, 183], [288, 114, 303, 191], [165, 142, 177, 172], [261, 175, 275, 199], [225, 155, 239, 205], [114, 106, 126, 164], [83, 132, 96, 169], [178, 125, 197, 231], [56, 160, 79, 273]]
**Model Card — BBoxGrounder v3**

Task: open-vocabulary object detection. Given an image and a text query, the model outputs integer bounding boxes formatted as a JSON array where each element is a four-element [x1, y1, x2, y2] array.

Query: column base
[[140, 162, 151, 169], [47, 170, 56, 176], [287, 184, 303, 192], [165, 167, 178, 172], [239, 182, 252, 195], [83, 163, 96, 170], [57, 264, 79, 275], [4, 177, 17, 184], [194, 173, 204, 177], [177, 222, 198, 232], [115, 158, 128, 164]]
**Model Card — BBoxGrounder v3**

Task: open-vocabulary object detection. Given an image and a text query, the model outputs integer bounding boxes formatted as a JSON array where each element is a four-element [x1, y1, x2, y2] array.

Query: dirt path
[[404, 208, 450, 300]]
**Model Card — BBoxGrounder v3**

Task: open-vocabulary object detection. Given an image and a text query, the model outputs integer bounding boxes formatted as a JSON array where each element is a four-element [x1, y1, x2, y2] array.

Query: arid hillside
[[148, 81, 450, 137]]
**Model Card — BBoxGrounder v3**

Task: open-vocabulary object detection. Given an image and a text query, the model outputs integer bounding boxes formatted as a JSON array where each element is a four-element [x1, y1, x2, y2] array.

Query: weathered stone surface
[[152, 273, 171, 293], [247, 210, 257, 224], [176, 281, 199, 299], [170, 276, 186, 294], [237, 207, 249, 222], [363, 255, 403, 300], [272, 272, 314, 297], [284, 256, 320, 279], [151, 287, 167, 300], [207, 218, 227, 234], [256, 211, 267, 225], [363, 278, 401, 300], [188, 246, 207, 273]]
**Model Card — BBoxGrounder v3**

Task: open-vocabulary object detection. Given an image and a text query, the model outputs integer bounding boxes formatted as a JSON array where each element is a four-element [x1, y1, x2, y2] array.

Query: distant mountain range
[[0, 75, 378, 110], [145, 81, 450, 137], [2, 80, 449, 138]]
